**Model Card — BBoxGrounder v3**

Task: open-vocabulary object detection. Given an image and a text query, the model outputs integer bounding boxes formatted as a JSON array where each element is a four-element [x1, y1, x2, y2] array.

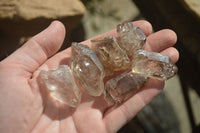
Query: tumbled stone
[[132, 50, 178, 80], [91, 36, 131, 75], [117, 22, 146, 57], [40, 65, 81, 107], [71, 42, 104, 96], [105, 71, 147, 104]]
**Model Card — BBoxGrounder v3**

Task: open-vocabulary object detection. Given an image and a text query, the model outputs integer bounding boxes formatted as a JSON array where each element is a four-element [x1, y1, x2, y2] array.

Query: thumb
[[2, 21, 66, 76]]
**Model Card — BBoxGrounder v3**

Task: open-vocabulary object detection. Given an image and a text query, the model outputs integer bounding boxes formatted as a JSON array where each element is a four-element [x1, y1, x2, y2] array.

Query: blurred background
[[0, 0, 200, 132]]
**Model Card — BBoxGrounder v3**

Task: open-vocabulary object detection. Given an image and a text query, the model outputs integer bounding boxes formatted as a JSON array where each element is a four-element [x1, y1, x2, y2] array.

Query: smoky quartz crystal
[[71, 42, 105, 96], [40, 65, 81, 107], [40, 22, 178, 107]]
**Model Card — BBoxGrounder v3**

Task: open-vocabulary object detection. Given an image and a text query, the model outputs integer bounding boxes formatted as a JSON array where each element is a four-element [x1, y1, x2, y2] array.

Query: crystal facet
[[117, 22, 146, 57], [132, 50, 178, 80], [91, 36, 131, 75], [40, 65, 81, 107], [71, 43, 104, 96], [104, 72, 147, 104]]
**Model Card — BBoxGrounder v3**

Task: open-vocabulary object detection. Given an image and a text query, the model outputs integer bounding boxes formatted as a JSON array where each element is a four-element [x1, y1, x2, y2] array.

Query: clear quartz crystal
[[105, 71, 147, 104], [132, 50, 178, 80], [40, 65, 81, 107], [91, 36, 131, 75], [117, 22, 146, 57], [71, 43, 104, 96]]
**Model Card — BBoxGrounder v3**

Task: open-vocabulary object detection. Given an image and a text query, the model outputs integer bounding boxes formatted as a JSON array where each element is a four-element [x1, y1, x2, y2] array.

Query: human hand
[[0, 21, 179, 133]]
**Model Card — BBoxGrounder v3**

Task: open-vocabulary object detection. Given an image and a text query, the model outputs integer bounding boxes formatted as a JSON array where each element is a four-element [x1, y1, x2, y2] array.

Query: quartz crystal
[[39, 22, 178, 107], [117, 22, 146, 57], [71, 43, 104, 96], [40, 65, 81, 107], [132, 50, 178, 80], [91, 36, 131, 75], [105, 72, 147, 104]]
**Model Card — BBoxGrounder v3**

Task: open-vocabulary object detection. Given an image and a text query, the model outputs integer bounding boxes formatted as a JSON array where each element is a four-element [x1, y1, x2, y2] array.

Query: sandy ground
[[82, 0, 200, 133]]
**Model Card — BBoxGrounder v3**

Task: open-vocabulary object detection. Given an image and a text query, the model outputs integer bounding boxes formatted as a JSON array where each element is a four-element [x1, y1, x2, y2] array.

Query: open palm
[[0, 21, 179, 133]]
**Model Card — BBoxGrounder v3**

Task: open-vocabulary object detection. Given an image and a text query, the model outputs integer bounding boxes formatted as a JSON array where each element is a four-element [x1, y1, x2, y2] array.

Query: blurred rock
[[178, 0, 200, 20], [137, 93, 180, 133], [118, 92, 180, 133], [0, 0, 86, 35]]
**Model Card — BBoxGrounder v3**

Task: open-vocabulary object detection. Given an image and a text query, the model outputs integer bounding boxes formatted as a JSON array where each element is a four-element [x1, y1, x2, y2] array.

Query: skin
[[0, 20, 179, 133]]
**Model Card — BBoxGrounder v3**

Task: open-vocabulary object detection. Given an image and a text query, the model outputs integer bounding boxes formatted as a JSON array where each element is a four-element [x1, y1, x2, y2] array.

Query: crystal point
[[105, 72, 147, 104], [91, 36, 131, 75], [117, 22, 146, 56], [132, 50, 178, 80], [40, 65, 81, 107], [71, 43, 104, 96]]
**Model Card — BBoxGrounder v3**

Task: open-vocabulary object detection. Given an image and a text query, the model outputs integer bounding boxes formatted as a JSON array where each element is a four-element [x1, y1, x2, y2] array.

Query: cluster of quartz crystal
[[40, 22, 178, 107]]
